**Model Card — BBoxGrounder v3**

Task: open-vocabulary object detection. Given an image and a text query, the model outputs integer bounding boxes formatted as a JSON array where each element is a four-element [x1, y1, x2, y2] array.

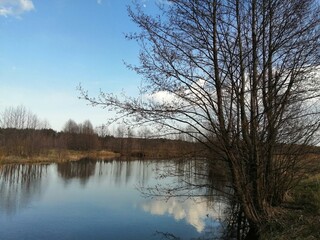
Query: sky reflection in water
[[0, 160, 225, 240]]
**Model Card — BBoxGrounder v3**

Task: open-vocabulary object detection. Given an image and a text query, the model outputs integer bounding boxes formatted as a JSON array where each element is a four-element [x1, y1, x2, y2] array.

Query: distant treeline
[[0, 127, 201, 159], [0, 105, 202, 159]]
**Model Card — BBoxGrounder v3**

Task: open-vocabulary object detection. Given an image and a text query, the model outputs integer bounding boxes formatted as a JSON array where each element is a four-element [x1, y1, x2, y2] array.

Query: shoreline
[[0, 149, 120, 165], [1, 151, 319, 238]]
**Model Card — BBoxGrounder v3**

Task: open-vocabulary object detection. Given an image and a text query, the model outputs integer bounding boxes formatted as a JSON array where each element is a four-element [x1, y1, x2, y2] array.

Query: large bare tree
[[81, 0, 320, 236]]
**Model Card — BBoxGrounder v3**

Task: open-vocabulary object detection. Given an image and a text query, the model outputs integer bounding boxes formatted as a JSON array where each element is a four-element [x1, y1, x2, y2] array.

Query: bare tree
[[62, 119, 99, 150], [0, 106, 52, 156], [81, 120, 94, 135], [0, 105, 47, 129], [80, 0, 320, 236], [95, 124, 110, 137], [63, 119, 79, 133]]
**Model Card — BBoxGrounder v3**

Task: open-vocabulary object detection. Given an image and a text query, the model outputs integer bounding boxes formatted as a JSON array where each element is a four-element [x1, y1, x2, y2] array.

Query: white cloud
[[147, 79, 209, 107], [20, 0, 34, 11], [0, 0, 35, 17], [97, 0, 102, 5], [149, 90, 176, 104], [142, 197, 226, 233]]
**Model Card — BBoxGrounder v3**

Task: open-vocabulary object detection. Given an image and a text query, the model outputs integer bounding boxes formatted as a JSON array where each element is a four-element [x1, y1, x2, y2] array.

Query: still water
[[0, 159, 226, 240]]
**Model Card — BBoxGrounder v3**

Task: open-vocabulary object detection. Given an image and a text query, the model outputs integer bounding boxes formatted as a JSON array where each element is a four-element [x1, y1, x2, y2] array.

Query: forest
[[0, 126, 201, 159], [0, 106, 200, 161]]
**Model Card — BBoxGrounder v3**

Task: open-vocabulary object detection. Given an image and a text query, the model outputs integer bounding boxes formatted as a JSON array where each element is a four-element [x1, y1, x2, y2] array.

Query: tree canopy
[[81, 0, 320, 237]]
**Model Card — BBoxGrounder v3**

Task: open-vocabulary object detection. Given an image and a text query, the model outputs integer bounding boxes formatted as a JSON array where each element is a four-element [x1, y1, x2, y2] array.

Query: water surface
[[0, 159, 226, 240]]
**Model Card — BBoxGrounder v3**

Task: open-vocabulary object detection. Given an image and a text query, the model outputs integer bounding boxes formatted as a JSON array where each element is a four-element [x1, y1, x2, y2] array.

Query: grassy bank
[[0, 149, 120, 165], [261, 174, 320, 240]]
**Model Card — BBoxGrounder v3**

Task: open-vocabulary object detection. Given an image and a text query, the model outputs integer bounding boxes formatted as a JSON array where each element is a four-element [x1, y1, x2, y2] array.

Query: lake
[[0, 159, 227, 240]]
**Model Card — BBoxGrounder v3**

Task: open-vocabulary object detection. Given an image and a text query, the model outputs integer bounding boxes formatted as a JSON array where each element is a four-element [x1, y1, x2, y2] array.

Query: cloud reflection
[[142, 197, 226, 232]]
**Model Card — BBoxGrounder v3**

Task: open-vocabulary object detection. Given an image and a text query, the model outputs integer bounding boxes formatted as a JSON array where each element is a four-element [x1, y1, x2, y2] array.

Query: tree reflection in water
[[97, 160, 153, 187], [57, 158, 96, 185], [0, 164, 48, 215], [57, 159, 154, 187], [0, 159, 246, 239]]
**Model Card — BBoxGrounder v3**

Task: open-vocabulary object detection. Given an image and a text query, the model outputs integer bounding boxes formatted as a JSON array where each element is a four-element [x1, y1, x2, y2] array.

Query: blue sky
[[0, 0, 156, 131]]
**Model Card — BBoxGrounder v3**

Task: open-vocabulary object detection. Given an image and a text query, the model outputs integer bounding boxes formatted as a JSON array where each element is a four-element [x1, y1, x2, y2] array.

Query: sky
[[0, 0, 158, 131]]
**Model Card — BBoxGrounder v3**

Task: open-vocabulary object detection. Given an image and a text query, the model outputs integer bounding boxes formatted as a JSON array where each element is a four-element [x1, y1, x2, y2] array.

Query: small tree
[[0, 105, 51, 156], [80, 0, 320, 236], [63, 119, 79, 134], [81, 120, 94, 135]]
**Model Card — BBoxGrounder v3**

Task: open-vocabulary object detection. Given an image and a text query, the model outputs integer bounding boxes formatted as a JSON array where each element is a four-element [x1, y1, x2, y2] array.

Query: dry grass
[[261, 174, 320, 240], [0, 149, 120, 165]]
